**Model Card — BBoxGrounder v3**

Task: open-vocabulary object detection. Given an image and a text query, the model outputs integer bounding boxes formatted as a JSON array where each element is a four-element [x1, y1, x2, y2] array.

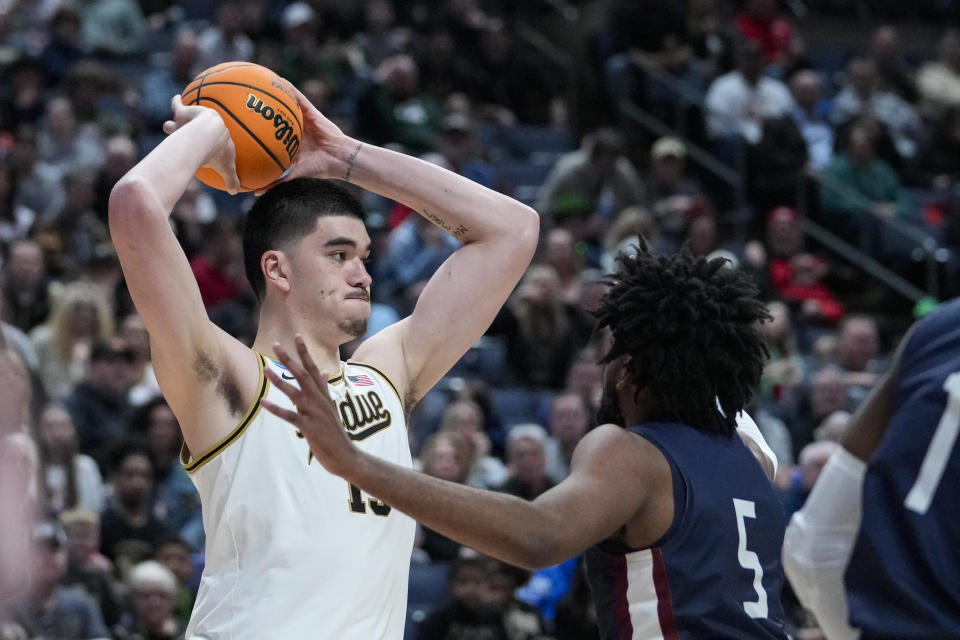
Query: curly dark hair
[[595, 245, 770, 436]]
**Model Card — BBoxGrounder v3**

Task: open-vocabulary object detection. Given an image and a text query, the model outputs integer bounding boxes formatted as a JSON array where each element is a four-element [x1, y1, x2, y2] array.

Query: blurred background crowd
[[1, 0, 958, 638]]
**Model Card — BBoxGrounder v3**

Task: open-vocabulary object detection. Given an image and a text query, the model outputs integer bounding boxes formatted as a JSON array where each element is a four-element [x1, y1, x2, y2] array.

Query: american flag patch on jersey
[[348, 374, 374, 386]]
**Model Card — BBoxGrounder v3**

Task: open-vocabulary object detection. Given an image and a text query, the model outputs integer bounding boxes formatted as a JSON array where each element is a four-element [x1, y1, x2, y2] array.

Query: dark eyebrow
[[324, 237, 372, 253]]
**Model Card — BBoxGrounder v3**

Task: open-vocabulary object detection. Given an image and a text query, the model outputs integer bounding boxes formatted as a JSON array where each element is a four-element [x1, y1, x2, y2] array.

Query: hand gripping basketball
[[163, 95, 241, 194]]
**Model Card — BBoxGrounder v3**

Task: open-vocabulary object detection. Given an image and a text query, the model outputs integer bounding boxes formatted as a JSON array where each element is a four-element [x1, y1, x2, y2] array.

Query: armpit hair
[[194, 351, 245, 417]]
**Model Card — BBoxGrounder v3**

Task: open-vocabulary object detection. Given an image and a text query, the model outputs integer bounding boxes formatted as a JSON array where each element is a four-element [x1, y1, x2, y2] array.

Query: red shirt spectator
[[736, 0, 793, 65]]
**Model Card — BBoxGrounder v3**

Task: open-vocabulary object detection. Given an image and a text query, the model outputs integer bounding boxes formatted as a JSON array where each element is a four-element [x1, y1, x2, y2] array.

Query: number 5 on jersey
[[734, 498, 768, 619], [348, 483, 392, 516]]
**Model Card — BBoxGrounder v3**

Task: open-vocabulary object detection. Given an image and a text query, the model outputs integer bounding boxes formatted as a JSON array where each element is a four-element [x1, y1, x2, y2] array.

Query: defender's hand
[[163, 95, 241, 194], [260, 335, 357, 477]]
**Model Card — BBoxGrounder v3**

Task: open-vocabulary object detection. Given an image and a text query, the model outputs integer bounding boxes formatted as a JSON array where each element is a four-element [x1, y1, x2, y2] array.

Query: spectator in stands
[[0, 293, 39, 374], [832, 314, 883, 403], [8, 126, 66, 220], [189, 216, 246, 311], [495, 264, 583, 389], [537, 128, 645, 235], [830, 58, 924, 162], [128, 398, 200, 547], [278, 2, 358, 98], [11, 521, 110, 640], [40, 4, 86, 87], [3, 239, 53, 334], [60, 507, 123, 628], [544, 228, 585, 305], [602, 0, 706, 126], [141, 29, 201, 131], [153, 536, 197, 629], [377, 208, 458, 307], [917, 29, 960, 120], [819, 124, 911, 240], [486, 557, 551, 638], [94, 135, 138, 222], [82, 0, 147, 58], [354, 0, 410, 70], [705, 38, 793, 151], [37, 96, 105, 177], [119, 313, 159, 406], [65, 339, 135, 459], [0, 55, 47, 134], [644, 137, 707, 251], [196, 3, 253, 71], [869, 25, 917, 103], [757, 299, 806, 407], [789, 70, 834, 170], [356, 54, 443, 155], [735, 0, 794, 70], [563, 347, 604, 422], [418, 556, 506, 640], [32, 282, 114, 401], [417, 430, 474, 562], [36, 402, 105, 515], [790, 365, 851, 456], [100, 441, 171, 574], [496, 423, 555, 501], [602, 206, 659, 270], [544, 392, 590, 482], [114, 560, 184, 640], [0, 157, 36, 247], [435, 112, 496, 189], [39, 168, 110, 278], [439, 399, 508, 490]]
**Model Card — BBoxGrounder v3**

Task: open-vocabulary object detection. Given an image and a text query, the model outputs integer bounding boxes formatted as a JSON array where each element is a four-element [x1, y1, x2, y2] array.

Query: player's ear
[[262, 249, 291, 294]]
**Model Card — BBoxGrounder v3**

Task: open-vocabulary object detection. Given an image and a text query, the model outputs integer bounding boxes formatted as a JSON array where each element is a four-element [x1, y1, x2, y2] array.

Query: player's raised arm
[[276, 88, 539, 405], [108, 97, 258, 455]]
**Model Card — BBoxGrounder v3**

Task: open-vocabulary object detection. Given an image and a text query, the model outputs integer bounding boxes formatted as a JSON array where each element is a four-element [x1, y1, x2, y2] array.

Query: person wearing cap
[[645, 136, 706, 252], [537, 128, 645, 235], [10, 521, 110, 640]]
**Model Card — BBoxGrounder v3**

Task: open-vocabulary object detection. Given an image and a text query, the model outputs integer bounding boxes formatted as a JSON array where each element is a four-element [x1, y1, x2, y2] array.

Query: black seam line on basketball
[[185, 355, 269, 472], [190, 80, 303, 131], [348, 415, 392, 441], [196, 96, 287, 172], [183, 63, 258, 103]]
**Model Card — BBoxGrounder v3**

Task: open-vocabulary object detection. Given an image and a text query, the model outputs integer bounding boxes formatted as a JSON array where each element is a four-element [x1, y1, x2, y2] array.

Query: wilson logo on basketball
[[245, 94, 300, 160]]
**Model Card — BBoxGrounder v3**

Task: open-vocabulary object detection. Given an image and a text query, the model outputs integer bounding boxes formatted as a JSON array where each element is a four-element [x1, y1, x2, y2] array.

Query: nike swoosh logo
[[281, 371, 295, 380]]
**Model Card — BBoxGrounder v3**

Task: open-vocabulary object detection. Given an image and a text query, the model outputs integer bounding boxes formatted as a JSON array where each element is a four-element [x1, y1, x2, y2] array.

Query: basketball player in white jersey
[[107, 86, 538, 639]]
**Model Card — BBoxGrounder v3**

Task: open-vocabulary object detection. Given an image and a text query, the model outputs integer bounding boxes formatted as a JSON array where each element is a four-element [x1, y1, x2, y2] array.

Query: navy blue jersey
[[845, 298, 960, 639], [586, 422, 788, 640]]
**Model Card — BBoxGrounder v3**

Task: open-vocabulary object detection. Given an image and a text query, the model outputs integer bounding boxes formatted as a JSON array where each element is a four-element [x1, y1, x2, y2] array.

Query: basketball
[[181, 62, 303, 192]]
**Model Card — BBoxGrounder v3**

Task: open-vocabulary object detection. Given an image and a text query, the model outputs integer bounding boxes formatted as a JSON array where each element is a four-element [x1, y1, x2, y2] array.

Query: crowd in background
[[1, 0, 958, 638]]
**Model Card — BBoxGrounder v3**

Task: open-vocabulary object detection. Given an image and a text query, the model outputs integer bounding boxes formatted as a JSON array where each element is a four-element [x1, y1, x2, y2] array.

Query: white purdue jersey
[[182, 353, 415, 639]]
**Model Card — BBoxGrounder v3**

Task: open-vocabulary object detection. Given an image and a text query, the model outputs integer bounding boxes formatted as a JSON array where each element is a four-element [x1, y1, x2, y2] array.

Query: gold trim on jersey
[[346, 361, 402, 406], [181, 353, 271, 475]]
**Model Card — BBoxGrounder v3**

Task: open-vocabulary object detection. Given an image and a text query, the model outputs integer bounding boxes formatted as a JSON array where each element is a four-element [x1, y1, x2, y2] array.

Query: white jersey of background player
[[108, 88, 538, 638]]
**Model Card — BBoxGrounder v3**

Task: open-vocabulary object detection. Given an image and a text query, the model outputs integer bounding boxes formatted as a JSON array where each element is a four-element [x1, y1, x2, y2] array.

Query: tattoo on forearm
[[344, 142, 363, 182], [422, 209, 469, 239]]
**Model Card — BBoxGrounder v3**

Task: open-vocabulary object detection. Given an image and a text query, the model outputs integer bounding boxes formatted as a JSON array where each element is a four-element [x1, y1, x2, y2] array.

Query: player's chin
[[337, 316, 368, 340]]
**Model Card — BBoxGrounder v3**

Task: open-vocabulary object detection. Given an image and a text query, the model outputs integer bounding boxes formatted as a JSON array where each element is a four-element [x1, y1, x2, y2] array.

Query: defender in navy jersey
[[263, 245, 790, 640], [784, 297, 960, 640]]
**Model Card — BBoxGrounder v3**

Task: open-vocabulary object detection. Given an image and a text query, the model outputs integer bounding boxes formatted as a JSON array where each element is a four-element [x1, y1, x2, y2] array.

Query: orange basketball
[[181, 62, 303, 192]]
